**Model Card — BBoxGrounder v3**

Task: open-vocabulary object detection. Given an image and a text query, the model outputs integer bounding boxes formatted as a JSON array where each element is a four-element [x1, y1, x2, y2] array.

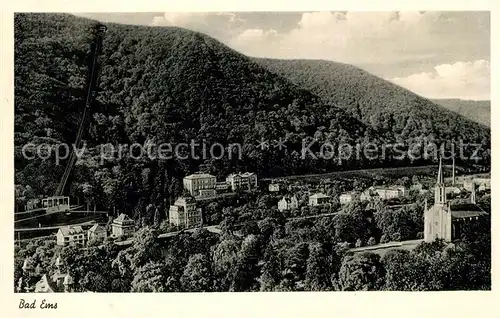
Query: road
[[14, 220, 97, 232], [261, 165, 440, 181], [114, 225, 223, 246]]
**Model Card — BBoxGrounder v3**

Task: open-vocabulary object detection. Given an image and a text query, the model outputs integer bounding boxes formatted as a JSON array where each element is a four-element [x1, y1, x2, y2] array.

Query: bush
[[367, 237, 377, 246], [392, 232, 401, 242], [380, 234, 389, 244], [355, 238, 363, 248]]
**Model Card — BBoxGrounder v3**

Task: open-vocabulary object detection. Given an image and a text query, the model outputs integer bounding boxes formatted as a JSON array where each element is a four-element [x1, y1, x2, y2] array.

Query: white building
[[374, 186, 406, 200], [111, 214, 135, 238], [87, 224, 107, 242], [360, 189, 378, 202], [308, 193, 330, 206], [226, 172, 258, 191], [269, 183, 280, 192], [183, 173, 217, 198], [339, 192, 360, 205], [56, 225, 85, 247], [169, 196, 202, 229], [278, 196, 299, 211]]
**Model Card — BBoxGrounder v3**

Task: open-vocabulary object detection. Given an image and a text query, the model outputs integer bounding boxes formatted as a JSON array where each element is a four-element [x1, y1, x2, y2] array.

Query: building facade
[[308, 193, 330, 206], [56, 225, 86, 247], [226, 172, 258, 191], [169, 196, 202, 229], [339, 192, 359, 205], [269, 183, 280, 192], [111, 213, 135, 238], [183, 173, 217, 197], [87, 224, 107, 242], [278, 196, 299, 211]]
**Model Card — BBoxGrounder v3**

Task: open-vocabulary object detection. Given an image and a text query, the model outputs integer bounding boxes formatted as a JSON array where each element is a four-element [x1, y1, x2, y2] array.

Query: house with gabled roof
[[56, 225, 85, 247], [111, 213, 135, 238]]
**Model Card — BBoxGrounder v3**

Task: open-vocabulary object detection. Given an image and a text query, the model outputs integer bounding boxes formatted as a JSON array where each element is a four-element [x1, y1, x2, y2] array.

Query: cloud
[[388, 60, 490, 100], [227, 11, 488, 67]]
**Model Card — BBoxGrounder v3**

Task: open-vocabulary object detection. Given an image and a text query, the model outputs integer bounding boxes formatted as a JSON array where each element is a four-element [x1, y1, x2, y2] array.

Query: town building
[[111, 213, 135, 238], [360, 189, 379, 202], [373, 186, 406, 200], [226, 172, 258, 191], [269, 183, 280, 192], [183, 173, 217, 198], [56, 225, 85, 247], [31, 255, 73, 293], [424, 159, 488, 242], [216, 181, 231, 192], [308, 193, 330, 206], [278, 195, 299, 211], [169, 196, 203, 229], [87, 224, 107, 242], [339, 191, 360, 205]]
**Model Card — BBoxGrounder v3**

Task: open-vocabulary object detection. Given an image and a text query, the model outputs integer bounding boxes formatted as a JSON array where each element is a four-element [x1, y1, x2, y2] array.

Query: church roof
[[450, 203, 488, 219]]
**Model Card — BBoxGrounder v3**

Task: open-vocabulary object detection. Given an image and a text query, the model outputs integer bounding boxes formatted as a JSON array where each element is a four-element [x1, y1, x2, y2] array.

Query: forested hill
[[431, 99, 490, 127], [14, 13, 490, 213], [15, 13, 369, 209], [254, 58, 491, 145]]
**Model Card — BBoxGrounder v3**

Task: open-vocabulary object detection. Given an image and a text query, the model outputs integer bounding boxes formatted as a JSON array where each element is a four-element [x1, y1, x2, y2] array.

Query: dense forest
[[15, 190, 491, 292], [431, 99, 490, 127], [14, 13, 491, 215], [255, 58, 490, 146]]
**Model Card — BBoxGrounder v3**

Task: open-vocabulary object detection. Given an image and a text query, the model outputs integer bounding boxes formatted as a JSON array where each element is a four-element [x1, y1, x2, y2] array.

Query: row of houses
[[183, 171, 258, 199], [277, 184, 411, 211], [56, 213, 135, 246], [278, 193, 331, 211]]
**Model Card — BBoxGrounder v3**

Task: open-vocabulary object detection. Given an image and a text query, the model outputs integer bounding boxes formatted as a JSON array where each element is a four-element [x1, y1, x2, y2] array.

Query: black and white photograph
[[11, 10, 492, 296]]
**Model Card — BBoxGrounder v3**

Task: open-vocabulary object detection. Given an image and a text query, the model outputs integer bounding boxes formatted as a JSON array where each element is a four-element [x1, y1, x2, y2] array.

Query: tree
[[81, 271, 109, 292], [304, 243, 331, 291], [260, 244, 281, 291], [338, 252, 385, 291], [367, 237, 377, 246], [212, 239, 241, 291], [355, 238, 363, 247], [180, 253, 214, 292], [231, 235, 261, 292], [131, 261, 167, 292]]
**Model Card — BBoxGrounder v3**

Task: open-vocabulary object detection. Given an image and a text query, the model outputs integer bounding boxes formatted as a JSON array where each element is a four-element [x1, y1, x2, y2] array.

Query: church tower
[[424, 158, 452, 242], [434, 158, 446, 205]]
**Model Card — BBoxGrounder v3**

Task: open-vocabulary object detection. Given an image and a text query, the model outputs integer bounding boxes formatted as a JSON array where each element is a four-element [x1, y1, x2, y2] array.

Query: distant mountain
[[254, 58, 490, 145], [431, 99, 490, 127], [15, 13, 369, 208]]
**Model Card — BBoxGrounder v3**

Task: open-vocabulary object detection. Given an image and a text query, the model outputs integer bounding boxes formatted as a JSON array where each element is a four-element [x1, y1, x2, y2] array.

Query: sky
[[74, 11, 490, 100]]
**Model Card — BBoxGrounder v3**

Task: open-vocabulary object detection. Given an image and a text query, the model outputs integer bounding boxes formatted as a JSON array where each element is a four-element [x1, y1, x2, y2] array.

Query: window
[[48, 200, 53, 207]]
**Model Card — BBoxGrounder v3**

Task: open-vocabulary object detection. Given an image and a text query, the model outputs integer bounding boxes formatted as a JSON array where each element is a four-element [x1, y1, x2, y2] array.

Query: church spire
[[435, 157, 446, 204], [437, 157, 444, 185]]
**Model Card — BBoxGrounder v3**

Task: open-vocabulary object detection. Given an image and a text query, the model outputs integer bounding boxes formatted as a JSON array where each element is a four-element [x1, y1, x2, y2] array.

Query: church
[[424, 159, 488, 242]]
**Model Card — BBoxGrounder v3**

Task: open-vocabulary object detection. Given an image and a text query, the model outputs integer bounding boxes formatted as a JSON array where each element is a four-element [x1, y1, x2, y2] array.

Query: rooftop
[[88, 224, 106, 233], [59, 225, 84, 236], [310, 193, 330, 199], [114, 213, 134, 224], [450, 203, 488, 219], [184, 173, 216, 180]]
